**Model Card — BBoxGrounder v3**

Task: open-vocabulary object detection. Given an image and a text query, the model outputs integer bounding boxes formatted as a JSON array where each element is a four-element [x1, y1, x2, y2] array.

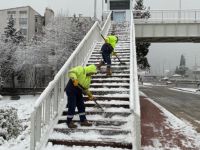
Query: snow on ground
[[1, 85, 199, 150], [140, 91, 200, 149], [0, 95, 39, 150], [170, 87, 200, 94], [148, 98, 200, 147]]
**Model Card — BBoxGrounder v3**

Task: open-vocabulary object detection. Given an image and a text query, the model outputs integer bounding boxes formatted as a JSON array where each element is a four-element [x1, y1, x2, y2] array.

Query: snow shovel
[[115, 54, 126, 65], [77, 84, 104, 112]]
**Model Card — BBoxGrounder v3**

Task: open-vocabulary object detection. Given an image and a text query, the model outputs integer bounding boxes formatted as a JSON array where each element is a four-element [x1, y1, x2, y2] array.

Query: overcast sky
[[0, 0, 200, 75]]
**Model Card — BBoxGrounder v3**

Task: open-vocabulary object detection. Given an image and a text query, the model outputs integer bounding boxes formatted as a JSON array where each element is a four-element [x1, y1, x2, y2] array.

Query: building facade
[[0, 6, 54, 41], [105, 0, 133, 22]]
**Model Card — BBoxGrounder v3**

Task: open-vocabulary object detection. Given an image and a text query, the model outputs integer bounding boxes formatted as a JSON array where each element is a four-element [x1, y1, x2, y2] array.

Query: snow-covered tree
[[0, 15, 24, 88], [180, 54, 186, 66], [175, 54, 188, 76], [4, 15, 24, 43], [134, 0, 151, 70], [14, 13, 94, 88]]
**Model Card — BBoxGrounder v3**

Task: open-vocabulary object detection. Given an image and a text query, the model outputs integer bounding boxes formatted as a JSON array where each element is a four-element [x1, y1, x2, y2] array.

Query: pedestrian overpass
[[30, 9, 200, 150], [134, 10, 200, 42]]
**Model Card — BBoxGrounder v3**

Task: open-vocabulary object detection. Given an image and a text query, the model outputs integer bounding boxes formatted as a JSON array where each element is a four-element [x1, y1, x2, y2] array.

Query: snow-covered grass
[[0, 95, 39, 150]]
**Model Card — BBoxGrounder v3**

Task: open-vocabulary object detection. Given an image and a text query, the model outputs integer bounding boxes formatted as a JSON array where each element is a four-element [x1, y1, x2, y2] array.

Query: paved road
[[140, 86, 200, 132]]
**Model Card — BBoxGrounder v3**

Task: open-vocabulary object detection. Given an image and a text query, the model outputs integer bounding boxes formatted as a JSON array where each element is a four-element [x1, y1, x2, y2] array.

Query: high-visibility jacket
[[68, 64, 97, 90], [105, 35, 118, 49]]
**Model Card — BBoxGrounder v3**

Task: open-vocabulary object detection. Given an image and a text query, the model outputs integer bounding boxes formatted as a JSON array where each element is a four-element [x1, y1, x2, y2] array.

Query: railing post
[[30, 111, 36, 150]]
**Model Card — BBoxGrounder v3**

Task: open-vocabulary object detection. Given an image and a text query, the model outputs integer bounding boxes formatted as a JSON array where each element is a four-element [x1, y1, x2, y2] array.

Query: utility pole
[[102, 0, 104, 21], [178, 0, 182, 19], [94, 0, 97, 19]]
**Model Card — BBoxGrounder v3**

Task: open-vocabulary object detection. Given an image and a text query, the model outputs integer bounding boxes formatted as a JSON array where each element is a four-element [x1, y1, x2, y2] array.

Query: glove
[[73, 79, 79, 86], [88, 95, 94, 101], [86, 91, 94, 101], [112, 51, 117, 56]]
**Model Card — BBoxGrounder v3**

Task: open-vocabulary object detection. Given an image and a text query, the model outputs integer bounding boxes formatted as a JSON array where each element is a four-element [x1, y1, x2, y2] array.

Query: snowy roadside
[[140, 91, 200, 149], [0, 95, 39, 150], [170, 87, 200, 94]]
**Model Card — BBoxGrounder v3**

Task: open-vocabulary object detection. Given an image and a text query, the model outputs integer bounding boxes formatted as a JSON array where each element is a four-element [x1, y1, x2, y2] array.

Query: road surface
[[140, 85, 200, 132]]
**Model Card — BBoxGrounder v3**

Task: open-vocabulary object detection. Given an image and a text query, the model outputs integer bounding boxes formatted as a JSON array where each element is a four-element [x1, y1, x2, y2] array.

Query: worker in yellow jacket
[[97, 34, 118, 76], [65, 64, 97, 128]]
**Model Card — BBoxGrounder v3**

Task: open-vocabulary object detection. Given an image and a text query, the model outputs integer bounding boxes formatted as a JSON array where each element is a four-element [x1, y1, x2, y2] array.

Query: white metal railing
[[133, 9, 200, 23], [30, 12, 112, 150], [101, 12, 112, 37], [129, 10, 141, 150]]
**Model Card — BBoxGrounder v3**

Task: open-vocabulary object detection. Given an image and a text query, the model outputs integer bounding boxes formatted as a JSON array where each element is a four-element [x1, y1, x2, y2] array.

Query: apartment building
[[0, 6, 54, 41]]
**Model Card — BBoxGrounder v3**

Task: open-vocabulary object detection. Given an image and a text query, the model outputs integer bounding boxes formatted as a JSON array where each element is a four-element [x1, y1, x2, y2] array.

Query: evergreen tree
[[175, 54, 187, 76], [0, 15, 24, 88], [4, 15, 24, 43], [134, 0, 151, 70], [180, 54, 186, 66]]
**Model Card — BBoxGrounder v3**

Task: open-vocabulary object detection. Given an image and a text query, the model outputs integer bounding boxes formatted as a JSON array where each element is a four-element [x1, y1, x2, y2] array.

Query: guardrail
[[30, 12, 112, 150], [133, 9, 200, 22], [130, 10, 141, 150]]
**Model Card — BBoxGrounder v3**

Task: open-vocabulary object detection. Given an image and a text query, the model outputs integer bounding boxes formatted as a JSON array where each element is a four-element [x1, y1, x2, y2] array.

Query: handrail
[[133, 9, 200, 22], [30, 12, 112, 150], [129, 10, 141, 150], [101, 11, 112, 37]]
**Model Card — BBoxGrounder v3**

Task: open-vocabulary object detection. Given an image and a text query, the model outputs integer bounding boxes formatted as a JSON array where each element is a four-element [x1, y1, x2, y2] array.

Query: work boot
[[97, 61, 104, 70], [67, 121, 77, 128], [106, 67, 112, 76], [80, 120, 93, 126]]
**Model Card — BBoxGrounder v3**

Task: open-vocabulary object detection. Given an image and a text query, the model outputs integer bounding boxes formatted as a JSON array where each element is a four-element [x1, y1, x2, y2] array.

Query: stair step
[[89, 57, 130, 61], [92, 51, 130, 54], [83, 96, 129, 101], [48, 139, 132, 149], [84, 103, 129, 108], [91, 79, 129, 83], [92, 74, 129, 78], [89, 90, 129, 95], [90, 56, 130, 59], [58, 119, 127, 127], [62, 111, 131, 117], [53, 127, 130, 136], [91, 54, 130, 57], [88, 60, 130, 63], [90, 84, 129, 88]]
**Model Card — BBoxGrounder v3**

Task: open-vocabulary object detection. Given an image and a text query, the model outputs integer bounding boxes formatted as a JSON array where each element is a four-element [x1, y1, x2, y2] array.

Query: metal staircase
[[30, 11, 140, 150], [46, 22, 133, 149]]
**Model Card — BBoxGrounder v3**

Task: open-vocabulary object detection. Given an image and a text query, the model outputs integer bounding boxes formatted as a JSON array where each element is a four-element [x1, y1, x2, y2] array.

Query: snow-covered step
[[89, 57, 130, 62], [87, 62, 130, 66], [48, 137, 132, 149], [88, 60, 130, 64], [91, 79, 130, 84], [83, 96, 129, 101], [89, 88, 129, 95], [91, 53, 130, 57], [90, 56, 130, 59], [93, 48, 130, 51], [92, 74, 129, 78], [58, 118, 128, 126], [62, 111, 131, 119]]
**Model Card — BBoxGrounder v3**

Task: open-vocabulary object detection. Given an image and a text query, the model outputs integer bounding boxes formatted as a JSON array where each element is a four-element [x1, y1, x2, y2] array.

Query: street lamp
[[94, 0, 97, 19], [179, 0, 182, 19]]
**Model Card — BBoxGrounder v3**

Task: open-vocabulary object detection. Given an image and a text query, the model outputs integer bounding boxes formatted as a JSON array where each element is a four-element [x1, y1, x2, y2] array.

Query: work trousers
[[101, 43, 113, 66], [65, 79, 86, 124]]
